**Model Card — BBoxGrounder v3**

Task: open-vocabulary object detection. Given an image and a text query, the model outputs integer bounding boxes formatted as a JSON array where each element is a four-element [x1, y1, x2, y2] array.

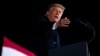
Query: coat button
[[54, 42, 56, 44]]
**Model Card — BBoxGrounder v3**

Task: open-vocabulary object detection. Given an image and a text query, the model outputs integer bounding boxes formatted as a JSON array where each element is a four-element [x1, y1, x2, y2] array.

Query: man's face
[[46, 6, 64, 22]]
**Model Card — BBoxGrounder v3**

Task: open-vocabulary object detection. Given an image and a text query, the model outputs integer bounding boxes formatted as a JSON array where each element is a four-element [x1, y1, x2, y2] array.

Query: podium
[[48, 41, 89, 56]]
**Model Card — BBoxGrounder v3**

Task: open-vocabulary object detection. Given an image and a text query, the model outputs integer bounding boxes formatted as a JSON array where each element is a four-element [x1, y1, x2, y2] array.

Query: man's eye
[[59, 11, 62, 13]]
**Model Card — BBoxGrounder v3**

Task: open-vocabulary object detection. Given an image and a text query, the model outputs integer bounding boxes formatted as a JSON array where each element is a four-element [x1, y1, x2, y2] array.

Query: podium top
[[48, 41, 88, 56]]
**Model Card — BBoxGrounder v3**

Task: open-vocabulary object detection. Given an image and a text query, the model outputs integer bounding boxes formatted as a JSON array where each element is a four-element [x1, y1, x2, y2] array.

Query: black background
[[34, 0, 97, 56], [1, 0, 97, 56]]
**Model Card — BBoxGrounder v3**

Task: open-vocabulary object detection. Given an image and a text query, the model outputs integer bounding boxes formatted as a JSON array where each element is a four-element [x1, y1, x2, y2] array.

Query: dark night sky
[[1, 0, 97, 56], [30, 0, 97, 56], [32, 0, 97, 26]]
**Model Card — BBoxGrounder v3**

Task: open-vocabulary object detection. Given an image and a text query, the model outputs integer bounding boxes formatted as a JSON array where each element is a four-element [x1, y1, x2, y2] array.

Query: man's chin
[[54, 19, 60, 22], [52, 18, 60, 22]]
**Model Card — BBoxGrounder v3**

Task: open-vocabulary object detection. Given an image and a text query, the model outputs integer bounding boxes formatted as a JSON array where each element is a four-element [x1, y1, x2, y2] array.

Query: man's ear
[[45, 11, 49, 16], [46, 11, 49, 15]]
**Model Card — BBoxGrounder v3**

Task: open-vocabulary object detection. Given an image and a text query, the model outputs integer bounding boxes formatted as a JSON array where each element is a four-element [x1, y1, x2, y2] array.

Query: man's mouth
[[54, 16, 58, 19]]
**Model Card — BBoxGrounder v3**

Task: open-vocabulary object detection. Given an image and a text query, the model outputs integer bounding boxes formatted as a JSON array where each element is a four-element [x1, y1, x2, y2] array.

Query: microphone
[[76, 18, 96, 43]]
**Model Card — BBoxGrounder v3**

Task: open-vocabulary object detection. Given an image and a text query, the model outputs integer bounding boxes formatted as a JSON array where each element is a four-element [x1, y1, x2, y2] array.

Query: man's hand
[[57, 17, 71, 27]]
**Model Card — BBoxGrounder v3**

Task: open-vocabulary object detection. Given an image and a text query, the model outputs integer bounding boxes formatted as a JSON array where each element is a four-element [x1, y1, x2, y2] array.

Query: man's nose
[[56, 12, 59, 15]]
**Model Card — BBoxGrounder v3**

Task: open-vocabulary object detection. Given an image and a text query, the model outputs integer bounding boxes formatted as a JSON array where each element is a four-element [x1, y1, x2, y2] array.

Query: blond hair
[[47, 3, 66, 11]]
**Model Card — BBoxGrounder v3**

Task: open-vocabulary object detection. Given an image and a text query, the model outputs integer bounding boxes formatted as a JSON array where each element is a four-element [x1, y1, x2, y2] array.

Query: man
[[32, 4, 71, 56], [33, 3, 70, 49], [45, 3, 71, 49]]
